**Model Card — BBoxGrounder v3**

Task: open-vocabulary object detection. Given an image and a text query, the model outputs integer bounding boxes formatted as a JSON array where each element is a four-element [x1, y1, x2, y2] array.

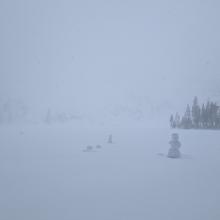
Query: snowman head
[[171, 133, 179, 141]]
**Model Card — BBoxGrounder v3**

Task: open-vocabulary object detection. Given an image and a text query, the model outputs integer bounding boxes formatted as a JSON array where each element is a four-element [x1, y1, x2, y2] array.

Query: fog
[[0, 0, 220, 121], [1, 2, 220, 220]]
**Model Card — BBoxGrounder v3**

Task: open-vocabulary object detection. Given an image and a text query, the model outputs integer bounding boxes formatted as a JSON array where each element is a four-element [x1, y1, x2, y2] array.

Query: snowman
[[108, 134, 113, 144], [167, 133, 181, 158]]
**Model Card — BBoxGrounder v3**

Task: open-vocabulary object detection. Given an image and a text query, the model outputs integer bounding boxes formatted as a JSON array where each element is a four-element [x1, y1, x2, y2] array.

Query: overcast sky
[[0, 0, 220, 116]]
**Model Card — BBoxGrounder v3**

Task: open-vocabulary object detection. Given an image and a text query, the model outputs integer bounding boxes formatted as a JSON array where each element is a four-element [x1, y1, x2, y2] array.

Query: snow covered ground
[[0, 123, 220, 220]]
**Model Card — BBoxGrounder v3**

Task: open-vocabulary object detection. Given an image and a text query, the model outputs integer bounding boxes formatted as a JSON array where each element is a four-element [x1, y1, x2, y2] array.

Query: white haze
[[1, 2, 220, 220], [0, 0, 220, 121]]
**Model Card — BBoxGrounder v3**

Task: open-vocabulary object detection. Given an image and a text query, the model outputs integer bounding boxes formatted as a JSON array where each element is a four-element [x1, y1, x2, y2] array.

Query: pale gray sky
[[0, 0, 220, 116]]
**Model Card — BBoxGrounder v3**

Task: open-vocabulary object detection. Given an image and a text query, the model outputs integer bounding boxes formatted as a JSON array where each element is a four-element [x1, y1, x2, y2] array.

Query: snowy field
[[0, 123, 220, 220]]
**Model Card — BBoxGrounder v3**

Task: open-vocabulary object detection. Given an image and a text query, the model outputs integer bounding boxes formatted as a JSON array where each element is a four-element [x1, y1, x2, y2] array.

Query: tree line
[[170, 97, 220, 129]]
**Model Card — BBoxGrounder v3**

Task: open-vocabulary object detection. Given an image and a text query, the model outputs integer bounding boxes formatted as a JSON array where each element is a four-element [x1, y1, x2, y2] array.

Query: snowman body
[[167, 134, 181, 158]]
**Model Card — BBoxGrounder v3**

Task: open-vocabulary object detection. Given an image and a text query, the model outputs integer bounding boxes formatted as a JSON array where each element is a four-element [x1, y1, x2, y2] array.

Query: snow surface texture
[[0, 124, 220, 220]]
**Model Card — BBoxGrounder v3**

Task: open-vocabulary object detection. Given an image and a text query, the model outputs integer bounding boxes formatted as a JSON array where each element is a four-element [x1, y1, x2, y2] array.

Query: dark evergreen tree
[[205, 101, 211, 128], [201, 104, 206, 128], [181, 104, 192, 129], [170, 114, 174, 128], [175, 112, 181, 128], [217, 106, 220, 128], [192, 96, 201, 128], [210, 102, 218, 128]]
